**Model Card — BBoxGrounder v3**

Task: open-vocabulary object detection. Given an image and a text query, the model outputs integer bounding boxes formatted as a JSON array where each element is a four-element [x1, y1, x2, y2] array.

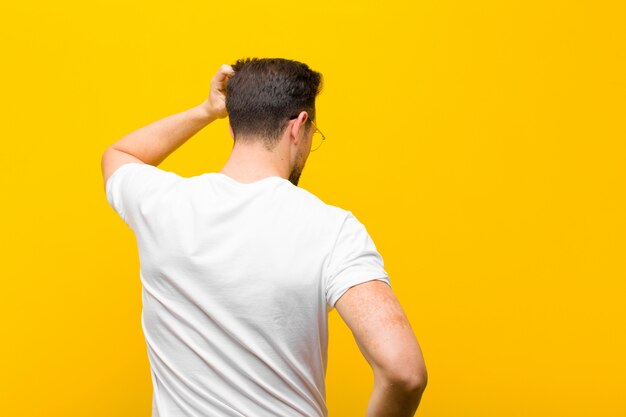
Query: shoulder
[[285, 184, 352, 221], [105, 162, 185, 214], [106, 162, 176, 185], [107, 163, 183, 187]]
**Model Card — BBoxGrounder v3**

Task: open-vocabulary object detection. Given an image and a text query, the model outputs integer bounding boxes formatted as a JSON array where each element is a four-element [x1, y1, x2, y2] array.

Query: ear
[[289, 111, 309, 145]]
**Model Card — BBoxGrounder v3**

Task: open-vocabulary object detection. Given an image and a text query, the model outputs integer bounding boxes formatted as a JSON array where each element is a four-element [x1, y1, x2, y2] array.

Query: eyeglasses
[[290, 114, 326, 152], [308, 119, 326, 152]]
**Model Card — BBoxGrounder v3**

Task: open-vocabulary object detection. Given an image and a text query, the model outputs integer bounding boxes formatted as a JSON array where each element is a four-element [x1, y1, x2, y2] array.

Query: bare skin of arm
[[335, 280, 428, 417], [101, 64, 234, 189]]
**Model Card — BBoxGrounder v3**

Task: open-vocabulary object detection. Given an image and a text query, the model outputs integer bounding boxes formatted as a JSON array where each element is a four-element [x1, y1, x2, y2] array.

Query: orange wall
[[1, 1, 624, 416]]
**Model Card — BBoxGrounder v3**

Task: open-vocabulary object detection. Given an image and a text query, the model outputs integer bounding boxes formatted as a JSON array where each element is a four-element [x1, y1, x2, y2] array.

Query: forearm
[[366, 374, 425, 417], [109, 99, 216, 166]]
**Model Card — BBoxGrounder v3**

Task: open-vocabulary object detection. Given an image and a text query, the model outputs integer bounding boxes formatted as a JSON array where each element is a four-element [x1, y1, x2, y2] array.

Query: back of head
[[225, 57, 323, 150]]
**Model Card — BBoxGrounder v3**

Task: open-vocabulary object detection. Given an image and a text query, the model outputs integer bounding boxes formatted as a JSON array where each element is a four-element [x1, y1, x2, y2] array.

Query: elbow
[[400, 366, 428, 395], [378, 361, 428, 395], [414, 366, 428, 394]]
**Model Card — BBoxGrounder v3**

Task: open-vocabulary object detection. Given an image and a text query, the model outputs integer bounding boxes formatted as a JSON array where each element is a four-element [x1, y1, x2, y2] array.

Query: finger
[[213, 64, 234, 83]]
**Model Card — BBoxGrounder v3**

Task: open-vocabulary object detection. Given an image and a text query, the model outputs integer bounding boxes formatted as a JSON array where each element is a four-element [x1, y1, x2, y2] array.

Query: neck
[[219, 137, 290, 183]]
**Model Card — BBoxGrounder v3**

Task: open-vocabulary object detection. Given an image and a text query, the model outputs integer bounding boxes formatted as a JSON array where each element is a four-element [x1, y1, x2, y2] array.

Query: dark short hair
[[225, 57, 323, 149]]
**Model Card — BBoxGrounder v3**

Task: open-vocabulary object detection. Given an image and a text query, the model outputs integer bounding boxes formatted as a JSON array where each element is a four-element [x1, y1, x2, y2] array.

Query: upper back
[[105, 163, 390, 416]]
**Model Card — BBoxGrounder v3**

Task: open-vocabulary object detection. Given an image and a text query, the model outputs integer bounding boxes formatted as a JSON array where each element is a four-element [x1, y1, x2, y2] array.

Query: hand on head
[[203, 64, 235, 119]]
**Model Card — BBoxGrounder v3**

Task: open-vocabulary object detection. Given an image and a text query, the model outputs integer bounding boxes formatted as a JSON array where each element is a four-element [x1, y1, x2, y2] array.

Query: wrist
[[197, 100, 220, 123]]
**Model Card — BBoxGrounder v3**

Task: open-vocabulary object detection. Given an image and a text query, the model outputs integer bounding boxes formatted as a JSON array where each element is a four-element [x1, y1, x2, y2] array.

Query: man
[[102, 57, 427, 417]]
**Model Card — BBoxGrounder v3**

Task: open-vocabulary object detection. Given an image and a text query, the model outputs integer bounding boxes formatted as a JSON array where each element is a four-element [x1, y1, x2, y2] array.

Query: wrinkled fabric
[[105, 163, 390, 417]]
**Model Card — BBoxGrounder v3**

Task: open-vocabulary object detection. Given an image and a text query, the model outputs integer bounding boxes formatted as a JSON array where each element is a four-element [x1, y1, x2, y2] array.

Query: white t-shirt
[[105, 162, 391, 417]]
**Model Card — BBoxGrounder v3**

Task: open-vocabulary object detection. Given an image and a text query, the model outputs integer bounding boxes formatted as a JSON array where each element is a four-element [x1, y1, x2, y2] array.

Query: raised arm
[[101, 64, 234, 188], [335, 280, 427, 417]]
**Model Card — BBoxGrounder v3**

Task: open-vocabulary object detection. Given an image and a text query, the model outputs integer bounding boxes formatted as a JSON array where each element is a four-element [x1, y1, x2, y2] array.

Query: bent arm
[[335, 280, 427, 417], [101, 102, 216, 187], [101, 64, 234, 188]]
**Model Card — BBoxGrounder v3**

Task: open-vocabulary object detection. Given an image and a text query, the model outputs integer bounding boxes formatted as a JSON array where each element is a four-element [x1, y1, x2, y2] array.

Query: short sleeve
[[324, 212, 391, 308], [105, 162, 181, 231]]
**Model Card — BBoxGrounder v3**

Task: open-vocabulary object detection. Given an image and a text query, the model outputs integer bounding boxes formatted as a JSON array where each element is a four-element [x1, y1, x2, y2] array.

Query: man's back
[[106, 162, 390, 416], [103, 58, 426, 416]]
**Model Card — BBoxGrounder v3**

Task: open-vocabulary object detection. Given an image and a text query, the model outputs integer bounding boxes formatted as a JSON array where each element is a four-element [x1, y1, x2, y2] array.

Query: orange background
[[1, 1, 624, 416]]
